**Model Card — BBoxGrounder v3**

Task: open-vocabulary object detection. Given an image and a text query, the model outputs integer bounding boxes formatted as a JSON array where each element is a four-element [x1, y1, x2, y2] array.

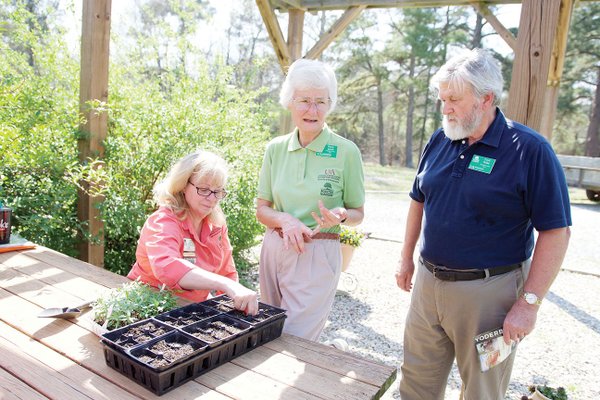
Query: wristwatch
[[522, 292, 543, 306]]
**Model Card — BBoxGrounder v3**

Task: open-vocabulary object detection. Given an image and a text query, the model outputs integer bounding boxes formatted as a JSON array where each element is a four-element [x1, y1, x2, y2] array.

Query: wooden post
[[506, 0, 566, 139], [280, 9, 305, 134], [78, 0, 111, 267]]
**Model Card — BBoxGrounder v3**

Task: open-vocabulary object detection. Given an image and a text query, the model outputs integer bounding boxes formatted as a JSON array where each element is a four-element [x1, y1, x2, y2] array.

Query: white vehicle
[[556, 155, 600, 202]]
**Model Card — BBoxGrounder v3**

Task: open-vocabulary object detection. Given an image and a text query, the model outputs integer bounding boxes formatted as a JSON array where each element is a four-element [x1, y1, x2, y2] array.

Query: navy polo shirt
[[410, 109, 571, 269]]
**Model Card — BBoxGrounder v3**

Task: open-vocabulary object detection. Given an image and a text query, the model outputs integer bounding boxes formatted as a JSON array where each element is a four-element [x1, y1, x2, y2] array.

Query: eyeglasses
[[292, 97, 331, 112], [188, 181, 228, 200]]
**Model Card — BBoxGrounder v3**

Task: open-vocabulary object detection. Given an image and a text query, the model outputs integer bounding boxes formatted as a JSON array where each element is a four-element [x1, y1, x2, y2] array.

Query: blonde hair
[[153, 150, 228, 226]]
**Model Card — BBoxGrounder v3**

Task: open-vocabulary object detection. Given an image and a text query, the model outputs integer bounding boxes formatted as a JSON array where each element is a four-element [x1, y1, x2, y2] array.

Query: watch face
[[524, 293, 538, 304]]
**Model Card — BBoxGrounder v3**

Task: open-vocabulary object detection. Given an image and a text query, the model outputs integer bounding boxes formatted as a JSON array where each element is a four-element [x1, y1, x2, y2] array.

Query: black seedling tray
[[101, 296, 286, 396], [129, 330, 208, 371], [101, 319, 175, 352], [202, 294, 235, 312], [226, 302, 287, 328], [181, 314, 251, 348], [154, 303, 220, 328]]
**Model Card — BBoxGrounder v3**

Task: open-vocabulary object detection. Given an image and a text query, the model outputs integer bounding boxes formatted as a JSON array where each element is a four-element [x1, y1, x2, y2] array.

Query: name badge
[[316, 144, 338, 158], [183, 238, 196, 263], [468, 155, 496, 174]]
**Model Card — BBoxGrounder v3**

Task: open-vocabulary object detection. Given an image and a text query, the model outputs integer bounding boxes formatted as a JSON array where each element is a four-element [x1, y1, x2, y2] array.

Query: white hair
[[431, 48, 503, 106], [279, 58, 338, 114]]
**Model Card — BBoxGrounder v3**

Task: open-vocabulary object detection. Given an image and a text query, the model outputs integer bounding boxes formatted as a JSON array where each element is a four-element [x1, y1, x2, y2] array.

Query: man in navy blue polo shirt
[[395, 48, 571, 400]]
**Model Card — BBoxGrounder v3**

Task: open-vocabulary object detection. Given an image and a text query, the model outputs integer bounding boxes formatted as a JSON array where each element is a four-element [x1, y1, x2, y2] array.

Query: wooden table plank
[[0, 320, 139, 400], [1, 247, 397, 400], [0, 366, 50, 400], [196, 362, 322, 400], [0, 287, 231, 400], [264, 334, 397, 387], [230, 344, 378, 399]]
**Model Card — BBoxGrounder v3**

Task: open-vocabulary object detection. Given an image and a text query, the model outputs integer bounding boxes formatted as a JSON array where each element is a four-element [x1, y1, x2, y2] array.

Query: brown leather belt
[[420, 257, 521, 281], [273, 227, 340, 241]]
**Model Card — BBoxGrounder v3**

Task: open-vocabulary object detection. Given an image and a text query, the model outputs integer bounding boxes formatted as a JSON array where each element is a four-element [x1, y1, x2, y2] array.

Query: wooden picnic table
[[0, 245, 397, 399]]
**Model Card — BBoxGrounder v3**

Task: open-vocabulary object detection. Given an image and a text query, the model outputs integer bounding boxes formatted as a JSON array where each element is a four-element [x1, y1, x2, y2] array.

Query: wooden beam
[[305, 6, 366, 60], [288, 9, 305, 61], [257, 0, 291, 73], [270, 0, 523, 12], [506, 0, 562, 138], [78, 0, 111, 267], [539, 0, 575, 137], [470, 2, 517, 51]]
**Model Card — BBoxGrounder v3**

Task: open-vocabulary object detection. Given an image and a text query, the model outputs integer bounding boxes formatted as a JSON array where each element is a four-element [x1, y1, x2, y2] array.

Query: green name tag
[[316, 144, 338, 158], [468, 155, 496, 174]]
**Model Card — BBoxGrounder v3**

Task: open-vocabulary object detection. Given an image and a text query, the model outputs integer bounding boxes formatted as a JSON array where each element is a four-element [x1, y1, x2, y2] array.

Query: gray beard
[[442, 106, 483, 141]]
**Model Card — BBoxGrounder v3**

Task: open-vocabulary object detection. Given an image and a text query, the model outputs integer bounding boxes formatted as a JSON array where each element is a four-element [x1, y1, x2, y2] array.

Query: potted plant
[[90, 279, 178, 334], [522, 385, 569, 400], [339, 225, 366, 272]]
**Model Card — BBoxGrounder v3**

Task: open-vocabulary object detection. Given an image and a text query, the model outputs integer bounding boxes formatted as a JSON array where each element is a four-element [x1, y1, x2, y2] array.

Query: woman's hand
[[280, 215, 315, 254], [311, 200, 347, 229], [225, 282, 259, 315]]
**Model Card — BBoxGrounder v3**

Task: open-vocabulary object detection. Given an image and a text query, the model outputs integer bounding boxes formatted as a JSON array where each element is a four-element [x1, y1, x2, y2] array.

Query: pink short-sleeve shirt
[[127, 206, 238, 302]]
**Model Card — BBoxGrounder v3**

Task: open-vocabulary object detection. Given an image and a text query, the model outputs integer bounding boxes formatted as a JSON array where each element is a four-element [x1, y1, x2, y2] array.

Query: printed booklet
[[474, 327, 516, 372]]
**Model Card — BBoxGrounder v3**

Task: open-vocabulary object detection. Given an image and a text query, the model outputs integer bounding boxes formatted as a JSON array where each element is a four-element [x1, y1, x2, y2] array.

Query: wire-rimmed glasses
[[188, 181, 228, 200], [292, 97, 331, 112]]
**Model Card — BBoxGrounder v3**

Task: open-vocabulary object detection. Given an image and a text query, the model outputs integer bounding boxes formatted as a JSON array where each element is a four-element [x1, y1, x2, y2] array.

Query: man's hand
[[396, 258, 415, 292], [502, 299, 538, 344]]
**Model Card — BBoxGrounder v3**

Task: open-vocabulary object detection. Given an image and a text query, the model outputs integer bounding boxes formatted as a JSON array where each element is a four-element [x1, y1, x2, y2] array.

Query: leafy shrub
[[93, 280, 178, 331]]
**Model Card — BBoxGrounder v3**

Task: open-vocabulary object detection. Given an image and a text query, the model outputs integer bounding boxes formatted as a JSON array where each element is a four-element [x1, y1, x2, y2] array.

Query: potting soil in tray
[[100, 296, 287, 396], [181, 314, 251, 347], [101, 319, 175, 352], [129, 331, 208, 371], [154, 303, 220, 328], [226, 302, 287, 327]]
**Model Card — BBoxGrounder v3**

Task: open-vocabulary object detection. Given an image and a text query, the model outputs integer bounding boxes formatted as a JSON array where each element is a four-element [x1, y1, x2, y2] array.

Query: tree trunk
[[472, 12, 483, 48], [585, 68, 600, 157], [405, 53, 416, 168], [377, 79, 386, 166]]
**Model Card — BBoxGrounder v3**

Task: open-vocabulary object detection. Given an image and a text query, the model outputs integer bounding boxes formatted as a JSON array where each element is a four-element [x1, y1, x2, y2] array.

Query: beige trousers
[[259, 229, 342, 341], [400, 258, 529, 400]]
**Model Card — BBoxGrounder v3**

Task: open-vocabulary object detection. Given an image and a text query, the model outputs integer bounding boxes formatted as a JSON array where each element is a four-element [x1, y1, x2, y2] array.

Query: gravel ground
[[318, 192, 600, 400]]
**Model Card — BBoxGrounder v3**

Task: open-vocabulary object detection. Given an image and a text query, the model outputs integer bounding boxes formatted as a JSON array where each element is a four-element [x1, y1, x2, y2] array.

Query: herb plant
[[527, 385, 568, 400], [93, 280, 178, 330], [339, 226, 366, 248]]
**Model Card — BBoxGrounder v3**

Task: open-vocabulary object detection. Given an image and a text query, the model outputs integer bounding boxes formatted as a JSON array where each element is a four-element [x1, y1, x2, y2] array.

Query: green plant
[[526, 385, 568, 400], [339, 225, 366, 248], [92, 280, 178, 331]]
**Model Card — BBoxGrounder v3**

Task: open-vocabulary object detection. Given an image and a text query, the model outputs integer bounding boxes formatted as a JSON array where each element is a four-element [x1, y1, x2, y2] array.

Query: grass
[[363, 162, 416, 192], [363, 162, 598, 207]]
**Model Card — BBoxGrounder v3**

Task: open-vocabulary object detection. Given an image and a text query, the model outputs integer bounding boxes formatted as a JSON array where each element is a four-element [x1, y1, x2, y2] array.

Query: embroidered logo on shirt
[[316, 144, 338, 158], [320, 182, 334, 196], [318, 168, 341, 183], [468, 155, 496, 174]]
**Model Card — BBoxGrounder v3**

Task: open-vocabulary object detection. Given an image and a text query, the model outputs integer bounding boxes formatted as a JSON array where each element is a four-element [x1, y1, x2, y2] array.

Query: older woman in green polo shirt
[[256, 58, 365, 341]]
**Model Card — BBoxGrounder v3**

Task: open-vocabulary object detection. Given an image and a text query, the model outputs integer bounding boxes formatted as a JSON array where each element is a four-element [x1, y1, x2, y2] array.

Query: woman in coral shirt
[[128, 150, 258, 314]]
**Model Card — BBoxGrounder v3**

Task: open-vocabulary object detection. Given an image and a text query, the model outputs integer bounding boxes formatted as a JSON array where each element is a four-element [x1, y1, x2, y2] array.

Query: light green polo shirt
[[258, 124, 365, 233]]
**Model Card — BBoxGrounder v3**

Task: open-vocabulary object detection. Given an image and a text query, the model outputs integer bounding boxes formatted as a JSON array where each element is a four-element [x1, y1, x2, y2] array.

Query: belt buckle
[[432, 267, 456, 281]]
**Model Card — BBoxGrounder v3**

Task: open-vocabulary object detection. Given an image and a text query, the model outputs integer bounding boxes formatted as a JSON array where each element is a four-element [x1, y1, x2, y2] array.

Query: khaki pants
[[400, 258, 528, 400], [259, 229, 341, 341]]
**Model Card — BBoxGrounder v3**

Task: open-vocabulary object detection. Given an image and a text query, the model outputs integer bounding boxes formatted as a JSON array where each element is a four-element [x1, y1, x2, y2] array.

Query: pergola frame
[[77, 0, 586, 266]]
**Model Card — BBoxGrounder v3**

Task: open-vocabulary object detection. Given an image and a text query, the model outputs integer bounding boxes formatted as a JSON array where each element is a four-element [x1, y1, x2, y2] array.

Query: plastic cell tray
[[154, 303, 221, 328], [101, 297, 286, 396], [101, 318, 175, 352]]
